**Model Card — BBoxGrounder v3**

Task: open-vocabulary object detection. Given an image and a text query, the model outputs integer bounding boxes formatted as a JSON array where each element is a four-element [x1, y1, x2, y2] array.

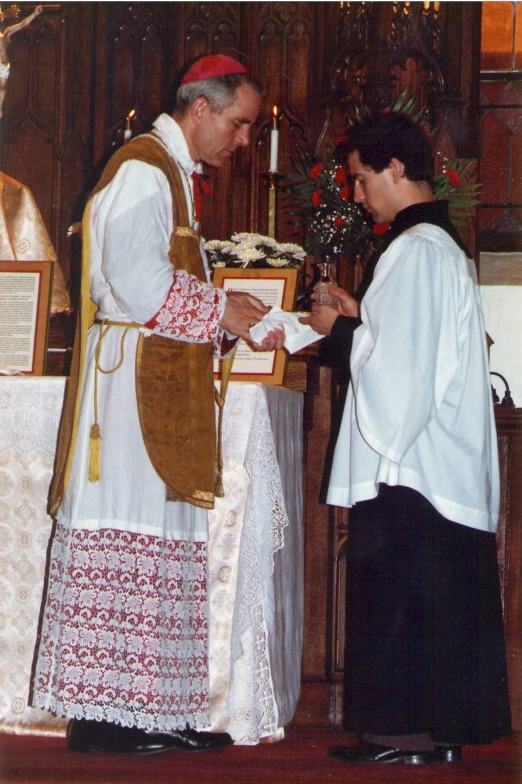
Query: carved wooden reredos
[[4, 1, 480, 291]]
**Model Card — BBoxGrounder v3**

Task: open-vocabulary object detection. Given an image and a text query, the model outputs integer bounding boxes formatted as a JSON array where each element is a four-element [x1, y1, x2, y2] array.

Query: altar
[[0, 377, 303, 745]]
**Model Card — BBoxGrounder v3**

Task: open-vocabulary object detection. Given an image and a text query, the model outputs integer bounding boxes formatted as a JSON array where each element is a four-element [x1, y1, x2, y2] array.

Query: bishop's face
[[192, 83, 261, 168], [349, 150, 400, 225]]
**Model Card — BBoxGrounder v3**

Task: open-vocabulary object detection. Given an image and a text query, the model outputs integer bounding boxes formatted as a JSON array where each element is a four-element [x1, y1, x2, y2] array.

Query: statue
[[0, 4, 43, 118]]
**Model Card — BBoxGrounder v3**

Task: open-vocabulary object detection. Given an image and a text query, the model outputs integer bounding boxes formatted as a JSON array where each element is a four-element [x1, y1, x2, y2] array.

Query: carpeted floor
[[1, 727, 520, 784]]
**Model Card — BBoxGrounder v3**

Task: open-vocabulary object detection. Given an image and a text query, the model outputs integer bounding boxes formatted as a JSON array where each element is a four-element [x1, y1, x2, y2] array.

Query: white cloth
[[0, 377, 68, 734], [1, 378, 303, 744], [328, 223, 499, 533], [249, 306, 324, 353], [207, 384, 304, 743]]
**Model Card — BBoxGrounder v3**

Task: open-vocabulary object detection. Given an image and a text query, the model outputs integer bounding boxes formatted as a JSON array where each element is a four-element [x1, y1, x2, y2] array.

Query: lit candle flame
[[124, 110, 136, 143]]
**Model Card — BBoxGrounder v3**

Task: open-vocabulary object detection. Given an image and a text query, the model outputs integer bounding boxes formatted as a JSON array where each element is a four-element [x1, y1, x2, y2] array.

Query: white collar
[[152, 113, 202, 176]]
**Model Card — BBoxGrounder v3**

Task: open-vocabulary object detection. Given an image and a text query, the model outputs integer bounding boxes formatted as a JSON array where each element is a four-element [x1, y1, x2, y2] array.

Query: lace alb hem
[[33, 524, 210, 731], [31, 696, 211, 733]]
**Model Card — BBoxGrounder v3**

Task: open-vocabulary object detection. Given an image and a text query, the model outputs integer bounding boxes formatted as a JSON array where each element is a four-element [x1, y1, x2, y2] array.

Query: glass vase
[[314, 260, 338, 307]]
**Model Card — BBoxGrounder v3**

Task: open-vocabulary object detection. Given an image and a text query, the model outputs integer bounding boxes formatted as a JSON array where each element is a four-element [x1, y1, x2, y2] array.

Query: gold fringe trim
[[175, 226, 199, 239]]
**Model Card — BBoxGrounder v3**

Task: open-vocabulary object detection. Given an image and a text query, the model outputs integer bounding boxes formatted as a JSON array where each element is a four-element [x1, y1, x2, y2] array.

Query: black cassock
[[321, 201, 512, 744]]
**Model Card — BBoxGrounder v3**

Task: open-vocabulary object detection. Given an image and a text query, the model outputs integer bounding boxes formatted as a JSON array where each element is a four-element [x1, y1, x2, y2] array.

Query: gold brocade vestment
[[50, 136, 218, 513], [0, 172, 70, 314]]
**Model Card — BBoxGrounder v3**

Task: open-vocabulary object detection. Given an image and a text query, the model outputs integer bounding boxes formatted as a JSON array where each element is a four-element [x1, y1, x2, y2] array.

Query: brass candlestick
[[262, 171, 282, 238]]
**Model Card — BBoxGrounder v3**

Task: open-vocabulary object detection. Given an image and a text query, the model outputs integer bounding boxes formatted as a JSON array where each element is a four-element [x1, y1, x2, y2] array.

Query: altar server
[[302, 111, 511, 764], [32, 55, 283, 755]]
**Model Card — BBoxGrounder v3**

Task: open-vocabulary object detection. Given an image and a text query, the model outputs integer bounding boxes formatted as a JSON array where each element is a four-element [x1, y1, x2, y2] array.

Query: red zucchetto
[[181, 54, 247, 85]]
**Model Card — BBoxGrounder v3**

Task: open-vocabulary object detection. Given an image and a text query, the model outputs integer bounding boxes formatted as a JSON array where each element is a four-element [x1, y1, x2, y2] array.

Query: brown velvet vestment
[[50, 136, 218, 514]]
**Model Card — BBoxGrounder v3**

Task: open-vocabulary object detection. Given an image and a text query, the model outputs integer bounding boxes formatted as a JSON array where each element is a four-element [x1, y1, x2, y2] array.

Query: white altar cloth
[[0, 377, 304, 744]]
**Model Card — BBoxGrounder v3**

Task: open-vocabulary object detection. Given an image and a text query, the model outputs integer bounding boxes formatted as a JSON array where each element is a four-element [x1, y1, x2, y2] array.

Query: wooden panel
[[5, 7, 61, 241], [293, 363, 332, 727], [495, 408, 522, 732]]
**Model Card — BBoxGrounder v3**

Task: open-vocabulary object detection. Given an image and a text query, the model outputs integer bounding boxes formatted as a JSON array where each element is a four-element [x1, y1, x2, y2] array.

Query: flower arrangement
[[285, 89, 481, 259], [205, 232, 306, 269], [284, 143, 374, 260]]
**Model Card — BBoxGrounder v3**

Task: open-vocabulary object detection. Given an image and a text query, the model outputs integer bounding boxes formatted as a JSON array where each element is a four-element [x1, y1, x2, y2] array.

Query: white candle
[[269, 105, 279, 172], [124, 109, 136, 144]]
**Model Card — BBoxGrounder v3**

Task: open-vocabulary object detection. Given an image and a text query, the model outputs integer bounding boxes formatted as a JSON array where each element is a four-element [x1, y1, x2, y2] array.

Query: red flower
[[310, 163, 324, 180], [341, 184, 351, 201], [373, 222, 390, 236], [334, 216, 345, 227], [444, 169, 460, 187], [335, 134, 348, 146], [335, 167, 347, 185], [312, 190, 323, 207]]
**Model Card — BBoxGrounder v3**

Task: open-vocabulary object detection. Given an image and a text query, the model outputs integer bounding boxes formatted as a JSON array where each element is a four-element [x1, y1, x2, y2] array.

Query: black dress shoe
[[435, 745, 462, 762], [327, 741, 438, 765], [67, 719, 233, 755], [149, 726, 233, 753]]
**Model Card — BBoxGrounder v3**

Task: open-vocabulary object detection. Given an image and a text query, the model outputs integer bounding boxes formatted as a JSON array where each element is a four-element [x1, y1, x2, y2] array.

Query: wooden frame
[[0, 261, 53, 376], [212, 267, 299, 386]]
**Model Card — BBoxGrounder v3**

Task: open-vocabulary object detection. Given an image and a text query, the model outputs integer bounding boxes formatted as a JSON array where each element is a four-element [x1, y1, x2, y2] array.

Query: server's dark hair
[[340, 112, 434, 183]]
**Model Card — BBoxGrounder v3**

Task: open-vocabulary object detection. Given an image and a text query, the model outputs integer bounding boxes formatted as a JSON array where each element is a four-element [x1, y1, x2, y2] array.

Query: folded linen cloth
[[249, 306, 324, 354]]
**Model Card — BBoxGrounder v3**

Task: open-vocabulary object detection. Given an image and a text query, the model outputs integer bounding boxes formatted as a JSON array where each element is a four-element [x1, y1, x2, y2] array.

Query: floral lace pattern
[[33, 524, 210, 731], [217, 386, 291, 743], [145, 269, 226, 344]]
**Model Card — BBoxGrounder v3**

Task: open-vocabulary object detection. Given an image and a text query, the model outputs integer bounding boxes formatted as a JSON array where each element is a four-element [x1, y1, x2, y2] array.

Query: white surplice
[[328, 224, 499, 533]]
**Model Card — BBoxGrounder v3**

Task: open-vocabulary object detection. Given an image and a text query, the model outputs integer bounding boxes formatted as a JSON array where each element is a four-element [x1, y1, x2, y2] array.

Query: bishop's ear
[[191, 97, 210, 123]]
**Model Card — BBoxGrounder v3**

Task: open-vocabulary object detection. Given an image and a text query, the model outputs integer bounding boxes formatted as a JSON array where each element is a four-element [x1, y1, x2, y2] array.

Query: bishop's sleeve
[[93, 160, 226, 345], [352, 232, 461, 464]]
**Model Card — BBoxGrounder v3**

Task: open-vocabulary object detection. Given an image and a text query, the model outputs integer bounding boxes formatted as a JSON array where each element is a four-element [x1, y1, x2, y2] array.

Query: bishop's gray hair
[[173, 73, 263, 115]]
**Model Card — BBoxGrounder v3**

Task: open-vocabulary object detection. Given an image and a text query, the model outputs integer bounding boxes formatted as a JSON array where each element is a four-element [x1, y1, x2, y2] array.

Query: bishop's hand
[[221, 290, 269, 342]]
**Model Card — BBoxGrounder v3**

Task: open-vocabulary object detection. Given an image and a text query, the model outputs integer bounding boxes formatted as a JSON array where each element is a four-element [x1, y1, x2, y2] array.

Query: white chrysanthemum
[[231, 232, 257, 245], [266, 257, 290, 267], [276, 242, 306, 258], [257, 236, 279, 249], [204, 239, 234, 252], [234, 247, 266, 263]]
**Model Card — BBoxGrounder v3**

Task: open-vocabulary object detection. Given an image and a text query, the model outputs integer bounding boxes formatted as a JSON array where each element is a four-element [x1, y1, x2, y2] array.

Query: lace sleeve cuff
[[144, 270, 227, 342]]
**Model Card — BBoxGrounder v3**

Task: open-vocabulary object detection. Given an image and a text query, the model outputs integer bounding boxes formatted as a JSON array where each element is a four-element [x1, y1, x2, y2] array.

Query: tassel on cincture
[[88, 423, 101, 482]]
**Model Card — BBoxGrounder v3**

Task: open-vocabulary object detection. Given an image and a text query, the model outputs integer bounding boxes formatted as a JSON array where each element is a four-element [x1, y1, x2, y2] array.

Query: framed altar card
[[0, 261, 53, 375], [213, 267, 298, 385]]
